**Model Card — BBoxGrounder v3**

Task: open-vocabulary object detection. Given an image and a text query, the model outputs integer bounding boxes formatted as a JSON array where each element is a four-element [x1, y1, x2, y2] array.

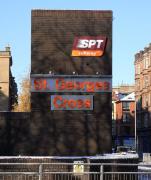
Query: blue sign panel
[[51, 95, 93, 110], [31, 75, 112, 93]]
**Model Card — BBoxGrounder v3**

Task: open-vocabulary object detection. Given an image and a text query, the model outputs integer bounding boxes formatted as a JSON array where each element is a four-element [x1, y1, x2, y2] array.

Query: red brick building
[[113, 92, 135, 148]]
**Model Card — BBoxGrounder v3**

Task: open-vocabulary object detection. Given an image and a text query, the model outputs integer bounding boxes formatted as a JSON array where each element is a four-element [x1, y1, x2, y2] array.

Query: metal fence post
[[39, 164, 43, 180], [100, 164, 104, 180]]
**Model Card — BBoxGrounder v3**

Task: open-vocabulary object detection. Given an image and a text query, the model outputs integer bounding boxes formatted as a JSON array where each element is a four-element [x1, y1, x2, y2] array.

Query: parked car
[[116, 146, 136, 154]]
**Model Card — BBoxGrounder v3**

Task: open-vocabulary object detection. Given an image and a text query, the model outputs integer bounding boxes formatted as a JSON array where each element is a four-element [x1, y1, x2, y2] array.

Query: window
[[149, 54, 151, 66], [137, 64, 140, 74], [125, 127, 130, 134], [136, 79, 140, 90], [146, 57, 149, 68], [150, 92, 151, 106], [143, 54, 149, 69], [122, 102, 130, 110], [135, 64, 140, 74], [144, 75, 149, 88], [144, 113, 148, 128], [136, 97, 142, 110], [123, 113, 130, 123], [143, 58, 145, 69], [148, 93, 151, 106], [137, 114, 141, 128], [143, 94, 148, 107]]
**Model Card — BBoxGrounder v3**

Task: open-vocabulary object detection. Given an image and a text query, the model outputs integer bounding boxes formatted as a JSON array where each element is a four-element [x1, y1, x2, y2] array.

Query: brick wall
[[31, 10, 112, 155], [0, 112, 30, 155]]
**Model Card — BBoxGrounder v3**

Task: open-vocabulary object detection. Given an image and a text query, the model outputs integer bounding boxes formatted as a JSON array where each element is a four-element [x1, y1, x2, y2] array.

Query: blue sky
[[0, 0, 151, 90]]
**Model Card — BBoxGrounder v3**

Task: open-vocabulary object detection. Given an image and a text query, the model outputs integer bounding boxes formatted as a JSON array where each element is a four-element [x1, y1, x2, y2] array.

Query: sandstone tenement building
[[134, 43, 151, 155], [0, 47, 12, 111], [0, 46, 17, 111]]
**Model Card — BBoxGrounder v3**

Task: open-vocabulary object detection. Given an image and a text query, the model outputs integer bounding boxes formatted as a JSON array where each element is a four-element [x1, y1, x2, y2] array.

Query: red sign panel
[[71, 36, 107, 57]]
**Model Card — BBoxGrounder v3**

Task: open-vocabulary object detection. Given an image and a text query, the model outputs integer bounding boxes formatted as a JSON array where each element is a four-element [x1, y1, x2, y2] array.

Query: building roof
[[113, 85, 135, 94], [134, 43, 151, 64], [120, 92, 135, 102], [0, 46, 11, 57]]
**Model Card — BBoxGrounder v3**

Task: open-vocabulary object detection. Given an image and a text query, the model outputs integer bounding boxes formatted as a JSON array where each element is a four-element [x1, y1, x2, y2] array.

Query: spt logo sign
[[72, 36, 107, 57]]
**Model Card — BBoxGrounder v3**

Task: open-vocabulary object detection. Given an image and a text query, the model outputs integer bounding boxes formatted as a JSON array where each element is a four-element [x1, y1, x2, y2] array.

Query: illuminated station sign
[[31, 75, 112, 93]]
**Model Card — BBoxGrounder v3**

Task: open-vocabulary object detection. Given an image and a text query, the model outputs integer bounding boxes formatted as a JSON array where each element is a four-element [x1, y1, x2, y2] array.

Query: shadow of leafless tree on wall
[[30, 11, 112, 155], [0, 111, 30, 155]]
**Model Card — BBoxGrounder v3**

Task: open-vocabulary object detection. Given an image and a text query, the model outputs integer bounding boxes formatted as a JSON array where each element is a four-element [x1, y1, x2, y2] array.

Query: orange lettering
[[96, 82, 104, 90], [85, 99, 91, 108], [104, 81, 110, 90], [53, 96, 63, 108], [74, 81, 81, 90], [77, 99, 83, 109], [34, 79, 41, 90], [86, 82, 95, 92], [56, 79, 66, 90], [34, 79, 47, 90], [66, 81, 74, 90], [68, 99, 77, 109]]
